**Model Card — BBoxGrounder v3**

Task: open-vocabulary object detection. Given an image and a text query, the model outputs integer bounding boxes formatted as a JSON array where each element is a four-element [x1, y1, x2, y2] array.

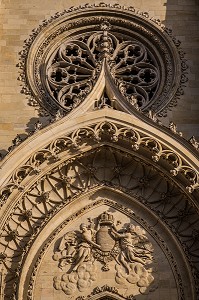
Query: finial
[[98, 21, 113, 59], [169, 122, 182, 137], [100, 21, 112, 31], [189, 136, 199, 151]]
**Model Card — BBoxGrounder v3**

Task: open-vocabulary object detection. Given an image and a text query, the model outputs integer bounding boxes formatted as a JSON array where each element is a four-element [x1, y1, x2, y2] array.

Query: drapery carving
[[0, 146, 197, 299], [0, 3, 198, 300], [53, 211, 154, 297]]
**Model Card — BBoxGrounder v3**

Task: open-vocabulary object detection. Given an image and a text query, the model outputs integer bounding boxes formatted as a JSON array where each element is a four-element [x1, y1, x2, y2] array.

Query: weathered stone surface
[[0, 0, 199, 153], [0, 2, 198, 300]]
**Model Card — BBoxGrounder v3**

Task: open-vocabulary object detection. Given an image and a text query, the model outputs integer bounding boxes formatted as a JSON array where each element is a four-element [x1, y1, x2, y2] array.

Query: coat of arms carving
[[53, 211, 155, 297]]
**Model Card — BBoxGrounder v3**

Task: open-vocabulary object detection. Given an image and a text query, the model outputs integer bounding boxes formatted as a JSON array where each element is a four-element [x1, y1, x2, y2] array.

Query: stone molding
[[0, 112, 198, 203], [76, 284, 135, 299], [0, 143, 198, 299], [19, 198, 185, 300], [18, 3, 188, 117], [0, 3, 198, 300]]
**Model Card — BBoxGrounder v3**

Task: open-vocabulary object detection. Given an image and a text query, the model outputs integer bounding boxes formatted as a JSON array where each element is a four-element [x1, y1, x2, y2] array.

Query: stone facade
[[0, 0, 199, 153], [0, 1, 199, 300]]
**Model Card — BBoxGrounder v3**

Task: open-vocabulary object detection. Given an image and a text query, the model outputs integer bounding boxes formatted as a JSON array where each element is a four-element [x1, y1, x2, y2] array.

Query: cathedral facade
[[0, 1, 198, 299]]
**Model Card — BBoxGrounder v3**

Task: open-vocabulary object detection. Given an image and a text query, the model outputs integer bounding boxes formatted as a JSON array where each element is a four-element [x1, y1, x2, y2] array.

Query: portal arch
[[0, 127, 198, 299], [0, 4, 198, 300], [18, 187, 191, 299]]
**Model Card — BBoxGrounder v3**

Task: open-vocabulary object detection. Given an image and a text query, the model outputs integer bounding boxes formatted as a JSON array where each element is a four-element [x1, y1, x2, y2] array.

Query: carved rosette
[[19, 4, 187, 116], [52, 211, 155, 298], [46, 29, 159, 111], [46, 38, 98, 111], [1, 4, 198, 300]]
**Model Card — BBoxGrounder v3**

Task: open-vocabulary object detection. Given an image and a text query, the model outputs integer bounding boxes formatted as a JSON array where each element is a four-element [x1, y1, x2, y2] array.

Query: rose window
[[46, 28, 159, 111], [23, 6, 185, 117]]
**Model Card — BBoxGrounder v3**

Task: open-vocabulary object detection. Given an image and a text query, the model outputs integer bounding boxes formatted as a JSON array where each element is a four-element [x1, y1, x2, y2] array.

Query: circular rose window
[[46, 28, 160, 111], [20, 4, 187, 117]]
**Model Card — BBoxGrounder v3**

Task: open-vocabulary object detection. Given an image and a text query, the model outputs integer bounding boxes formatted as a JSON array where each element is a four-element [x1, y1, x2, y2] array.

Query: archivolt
[[0, 4, 197, 300], [0, 112, 198, 299], [0, 147, 198, 298], [18, 3, 188, 116], [0, 112, 198, 206], [20, 194, 187, 299]]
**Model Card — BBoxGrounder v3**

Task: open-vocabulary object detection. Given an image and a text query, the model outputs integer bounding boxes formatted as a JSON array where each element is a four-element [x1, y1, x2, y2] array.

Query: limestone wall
[[0, 0, 198, 152]]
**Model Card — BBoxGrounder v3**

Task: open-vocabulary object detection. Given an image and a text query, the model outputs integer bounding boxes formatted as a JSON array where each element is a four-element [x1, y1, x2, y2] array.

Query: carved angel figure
[[53, 212, 155, 297], [53, 223, 100, 271], [129, 225, 153, 256], [73, 223, 100, 270], [53, 231, 77, 269], [112, 224, 153, 273]]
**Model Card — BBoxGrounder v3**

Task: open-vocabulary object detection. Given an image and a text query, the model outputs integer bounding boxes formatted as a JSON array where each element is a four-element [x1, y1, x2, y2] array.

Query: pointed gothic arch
[[0, 4, 199, 300], [0, 112, 198, 299]]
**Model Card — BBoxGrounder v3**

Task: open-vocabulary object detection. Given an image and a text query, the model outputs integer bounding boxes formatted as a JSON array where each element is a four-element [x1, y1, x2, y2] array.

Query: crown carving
[[98, 211, 114, 225]]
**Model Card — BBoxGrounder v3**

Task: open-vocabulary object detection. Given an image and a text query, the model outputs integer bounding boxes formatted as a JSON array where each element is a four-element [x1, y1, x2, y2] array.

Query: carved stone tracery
[[0, 3, 198, 300], [0, 146, 198, 299], [1, 120, 198, 207], [27, 199, 181, 300], [46, 27, 159, 111], [18, 4, 187, 117]]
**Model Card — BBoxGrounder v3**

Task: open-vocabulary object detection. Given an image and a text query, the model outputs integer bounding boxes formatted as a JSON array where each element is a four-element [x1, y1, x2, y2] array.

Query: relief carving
[[18, 5, 188, 117], [46, 22, 159, 111], [53, 211, 154, 297], [1, 120, 198, 205], [0, 133, 198, 298], [76, 284, 136, 299]]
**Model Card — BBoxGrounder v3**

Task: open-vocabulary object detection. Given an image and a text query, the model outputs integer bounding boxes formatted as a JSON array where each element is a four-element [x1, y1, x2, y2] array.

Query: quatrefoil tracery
[[22, 7, 186, 117], [46, 27, 159, 112]]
